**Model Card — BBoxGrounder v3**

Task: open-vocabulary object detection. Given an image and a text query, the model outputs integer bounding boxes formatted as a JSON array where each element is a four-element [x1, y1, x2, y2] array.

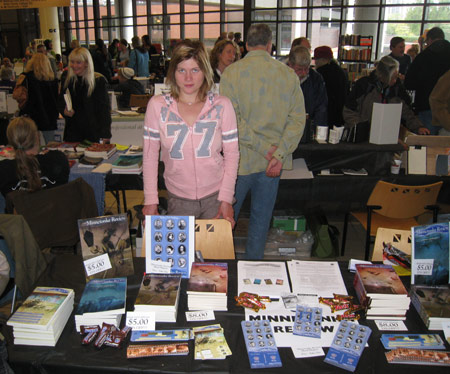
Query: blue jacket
[[300, 68, 328, 126], [129, 48, 149, 77]]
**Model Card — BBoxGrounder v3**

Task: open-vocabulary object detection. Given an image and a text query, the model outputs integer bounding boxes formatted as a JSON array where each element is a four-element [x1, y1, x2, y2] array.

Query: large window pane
[[385, 0, 424, 4], [281, 0, 308, 8], [226, 0, 244, 7], [151, 1, 163, 15], [167, 0, 180, 14], [254, 0, 277, 8], [253, 10, 277, 22], [205, 24, 220, 49], [379, 22, 422, 57], [280, 7, 307, 22]]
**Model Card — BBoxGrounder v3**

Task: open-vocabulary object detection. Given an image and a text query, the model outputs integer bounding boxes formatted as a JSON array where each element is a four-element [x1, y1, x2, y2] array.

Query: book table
[[3, 255, 449, 374]]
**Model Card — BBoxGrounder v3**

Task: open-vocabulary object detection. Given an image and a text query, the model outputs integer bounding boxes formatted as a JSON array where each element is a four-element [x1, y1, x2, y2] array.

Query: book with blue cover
[[411, 223, 449, 286]]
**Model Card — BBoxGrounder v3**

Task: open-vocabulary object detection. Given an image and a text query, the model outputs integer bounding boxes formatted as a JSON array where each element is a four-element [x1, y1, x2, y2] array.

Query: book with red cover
[[84, 143, 117, 159]]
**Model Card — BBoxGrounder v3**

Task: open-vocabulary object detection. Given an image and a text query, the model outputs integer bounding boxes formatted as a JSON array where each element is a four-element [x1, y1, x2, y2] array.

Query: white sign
[[149, 259, 171, 274], [84, 253, 112, 276], [375, 320, 408, 331], [126, 311, 155, 331], [414, 259, 434, 276], [292, 346, 325, 358], [186, 310, 215, 322], [442, 322, 450, 343]]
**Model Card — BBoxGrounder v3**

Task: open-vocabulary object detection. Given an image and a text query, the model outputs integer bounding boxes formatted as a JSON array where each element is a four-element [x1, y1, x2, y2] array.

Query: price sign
[[84, 253, 112, 276], [414, 259, 434, 276], [185, 310, 215, 322], [375, 320, 407, 331], [126, 312, 155, 331], [149, 260, 171, 274]]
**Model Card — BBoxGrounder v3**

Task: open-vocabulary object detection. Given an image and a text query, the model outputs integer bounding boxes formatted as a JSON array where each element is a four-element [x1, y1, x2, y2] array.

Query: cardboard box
[[406, 136, 450, 175], [129, 94, 151, 108], [272, 216, 306, 231]]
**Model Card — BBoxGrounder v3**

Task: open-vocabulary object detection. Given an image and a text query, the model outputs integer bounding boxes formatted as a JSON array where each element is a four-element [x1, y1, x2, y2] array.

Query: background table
[[3, 255, 448, 374]]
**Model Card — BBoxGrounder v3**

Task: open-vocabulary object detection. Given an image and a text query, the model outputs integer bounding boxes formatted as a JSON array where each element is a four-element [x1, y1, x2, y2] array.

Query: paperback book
[[78, 214, 134, 281], [112, 154, 143, 174], [134, 273, 182, 322], [411, 223, 449, 286], [75, 277, 126, 332], [410, 284, 450, 330], [84, 143, 117, 159]]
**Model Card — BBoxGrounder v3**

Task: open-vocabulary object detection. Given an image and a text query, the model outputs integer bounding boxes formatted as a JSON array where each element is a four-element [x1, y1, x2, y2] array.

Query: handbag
[[12, 75, 28, 109]]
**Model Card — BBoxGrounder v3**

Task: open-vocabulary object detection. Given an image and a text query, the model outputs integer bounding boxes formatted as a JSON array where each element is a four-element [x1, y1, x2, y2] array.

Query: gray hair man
[[220, 23, 306, 260]]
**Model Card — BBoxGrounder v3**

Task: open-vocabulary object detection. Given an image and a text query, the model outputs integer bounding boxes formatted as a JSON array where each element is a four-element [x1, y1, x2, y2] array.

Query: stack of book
[[187, 262, 228, 311], [7, 287, 74, 346], [84, 143, 117, 159], [111, 154, 143, 174], [410, 285, 450, 330], [134, 273, 182, 322], [354, 264, 410, 320], [74, 278, 127, 332]]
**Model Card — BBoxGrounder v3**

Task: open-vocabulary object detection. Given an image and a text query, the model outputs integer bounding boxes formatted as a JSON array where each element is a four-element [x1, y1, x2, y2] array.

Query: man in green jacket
[[220, 23, 306, 260]]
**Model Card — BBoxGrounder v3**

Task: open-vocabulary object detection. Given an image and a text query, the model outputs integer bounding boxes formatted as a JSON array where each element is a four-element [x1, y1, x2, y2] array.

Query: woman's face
[[389, 70, 399, 86], [218, 44, 236, 70], [175, 58, 205, 98], [70, 59, 88, 76]]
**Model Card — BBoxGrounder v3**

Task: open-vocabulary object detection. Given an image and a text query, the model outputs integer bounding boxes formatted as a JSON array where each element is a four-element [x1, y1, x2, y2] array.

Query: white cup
[[315, 126, 328, 143], [391, 159, 402, 174]]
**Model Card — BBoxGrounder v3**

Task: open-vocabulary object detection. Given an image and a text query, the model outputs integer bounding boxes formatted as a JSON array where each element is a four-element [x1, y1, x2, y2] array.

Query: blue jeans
[[418, 110, 441, 135], [234, 172, 280, 260]]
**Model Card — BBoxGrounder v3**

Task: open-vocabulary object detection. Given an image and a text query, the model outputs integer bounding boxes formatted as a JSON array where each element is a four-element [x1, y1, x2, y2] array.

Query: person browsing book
[[0, 117, 69, 199], [58, 47, 111, 143], [142, 40, 239, 226]]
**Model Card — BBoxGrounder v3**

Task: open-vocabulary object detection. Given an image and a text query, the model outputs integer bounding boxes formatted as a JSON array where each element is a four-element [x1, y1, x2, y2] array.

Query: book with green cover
[[7, 287, 74, 330], [135, 273, 181, 310]]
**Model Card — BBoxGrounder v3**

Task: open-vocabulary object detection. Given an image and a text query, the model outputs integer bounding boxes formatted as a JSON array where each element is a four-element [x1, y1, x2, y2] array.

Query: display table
[[3, 255, 448, 374]]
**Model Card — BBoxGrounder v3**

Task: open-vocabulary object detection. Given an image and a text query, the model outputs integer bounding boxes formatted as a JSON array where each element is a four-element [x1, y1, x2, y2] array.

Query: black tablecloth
[[3, 256, 449, 374]]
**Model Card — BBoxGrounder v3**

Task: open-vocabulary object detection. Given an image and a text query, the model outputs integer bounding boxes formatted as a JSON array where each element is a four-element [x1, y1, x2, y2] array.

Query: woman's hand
[[64, 108, 75, 117], [142, 204, 159, 216], [214, 201, 235, 229]]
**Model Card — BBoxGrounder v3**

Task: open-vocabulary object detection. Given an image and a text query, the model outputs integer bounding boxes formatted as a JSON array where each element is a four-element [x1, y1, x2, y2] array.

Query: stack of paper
[[134, 273, 182, 322], [187, 262, 228, 311], [74, 278, 126, 332], [7, 287, 74, 346], [111, 154, 143, 174]]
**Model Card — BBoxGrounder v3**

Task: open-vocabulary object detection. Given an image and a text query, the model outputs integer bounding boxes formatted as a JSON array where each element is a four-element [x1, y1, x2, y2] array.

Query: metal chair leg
[[341, 212, 349, 256], [364, 209, 373, 261]]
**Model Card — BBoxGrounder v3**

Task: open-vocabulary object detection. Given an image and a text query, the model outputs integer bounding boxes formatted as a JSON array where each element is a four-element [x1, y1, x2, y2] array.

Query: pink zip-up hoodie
[[143, 92, 239, 205]]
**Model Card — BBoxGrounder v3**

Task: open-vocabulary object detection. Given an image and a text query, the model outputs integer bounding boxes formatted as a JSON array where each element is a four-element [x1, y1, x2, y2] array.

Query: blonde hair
[[64, 47, 96, 96], [210, 40, 239, 70], [7, 117, 41, 192], [24, 53, 55, 81], [166, 40, 214, 101]]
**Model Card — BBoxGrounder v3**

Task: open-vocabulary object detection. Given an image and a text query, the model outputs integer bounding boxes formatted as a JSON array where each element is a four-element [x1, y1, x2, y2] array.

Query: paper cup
[[315, 126, 328, 142]]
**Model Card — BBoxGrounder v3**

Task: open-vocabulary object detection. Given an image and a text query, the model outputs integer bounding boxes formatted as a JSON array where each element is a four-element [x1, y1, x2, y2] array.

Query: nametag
[[149, 259, 171, 273], [84, 253, 112, 276], [414, 259, 434, 276], [185, 310, 215, 322], [126, 311, 155, 331], [375, 320, 407, 331]]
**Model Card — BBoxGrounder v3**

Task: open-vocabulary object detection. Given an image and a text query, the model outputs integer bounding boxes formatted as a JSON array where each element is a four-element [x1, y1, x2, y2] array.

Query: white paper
[[7, 94, 18, 114], [375, 320, 408, 331], [84, 253, 112, 276], [413, 259, 434, 276], [348, 259, 372, 272], [64, 88, 72, 112], [287, 260, 347, 298], [237, 261, 291, 297], [281, 158, 313, 179], [292, 346, 325, 358], [126, 311, 155, 331], [281, 292, 319, 309], [442, 322, 450, 344], [148, 259, 171, 274], [154, 83, 170, 96], [408, 146, 427, 174], [186, 310, 215, 322], [369, 102, 402, 145]]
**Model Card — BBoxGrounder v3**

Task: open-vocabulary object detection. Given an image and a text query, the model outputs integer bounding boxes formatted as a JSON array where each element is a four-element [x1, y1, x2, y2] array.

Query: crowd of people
[[0, 25, 449, 260]]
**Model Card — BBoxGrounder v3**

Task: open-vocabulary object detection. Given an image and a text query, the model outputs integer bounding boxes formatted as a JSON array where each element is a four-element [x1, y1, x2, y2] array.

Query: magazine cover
[[187, 263, 228, 294], [411, 223, 449, 285], [78, 214, 134, 281], [145, 215, 195, 278], [135, 273, 181, 308], [76, 277, 126, 316]]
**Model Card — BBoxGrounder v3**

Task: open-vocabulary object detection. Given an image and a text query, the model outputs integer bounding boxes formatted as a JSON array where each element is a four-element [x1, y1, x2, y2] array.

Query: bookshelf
[[338, 34, 373, 82]]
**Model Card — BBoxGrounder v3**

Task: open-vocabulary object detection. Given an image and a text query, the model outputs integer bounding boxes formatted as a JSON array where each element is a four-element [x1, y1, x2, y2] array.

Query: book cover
[[187, 262, 228, 295], [354, 264, 408, 298], [112, 155, 143, 169], [7, 287, 73, 330], [411, 223, 449, 286], [84, 143, 117, 159], [78, 214, 134, 281], [76, 277, 126, 316], [125, 145, 143, 156], [410, 285, 450, 328], [135, 273, 181, 309]]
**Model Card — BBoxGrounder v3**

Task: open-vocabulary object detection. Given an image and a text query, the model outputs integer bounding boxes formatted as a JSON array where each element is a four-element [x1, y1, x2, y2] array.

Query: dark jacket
[[91, 48, 113, 82], [58, 72, 112, 142], [316, 61, 348, 126], [17, 71, 59, 131], [343, 71, 423, 132], [389, 53, 411, 76], [114, 79, 145, 109], [404, 39, 450, 112], [300, 68, 328, 127]]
